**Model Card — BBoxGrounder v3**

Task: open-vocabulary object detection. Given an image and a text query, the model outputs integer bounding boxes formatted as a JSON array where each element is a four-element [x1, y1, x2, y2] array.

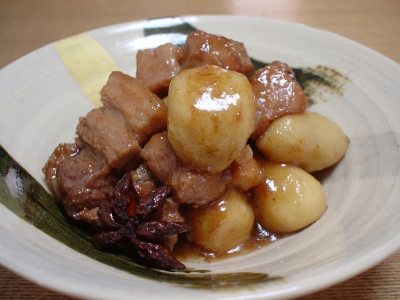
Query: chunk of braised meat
[[57, 148, 117, 220], [42, 144, 117, 224], [169, 167, 230, 207], [43, 72, 170, 228], [249, 61, 308, 139], [100, 71, 168, 146], [93, 173, 191, 270], [230, 145, 263, 191], [141, 132, 230, 207], [78, 207, 103, 229], [156, 197, 185, 251], [76, 107, 141, 172], [140, 132, 180, 183], [42, 143, 79, 201], [136, 43, 183, 98], [181, 30, 254, 75]]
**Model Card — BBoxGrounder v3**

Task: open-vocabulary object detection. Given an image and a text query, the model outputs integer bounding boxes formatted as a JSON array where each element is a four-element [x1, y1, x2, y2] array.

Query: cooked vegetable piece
[[256, 111, 349, 173], [167, 65, 255, 173], [186, 188, 255, 252], [255, 164, 326, 233]]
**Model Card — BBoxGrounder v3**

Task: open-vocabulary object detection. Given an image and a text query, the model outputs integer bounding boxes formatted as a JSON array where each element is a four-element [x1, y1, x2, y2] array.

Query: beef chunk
[[42, 143, 79, 201], [141, 132, 180, 183], [249, 61, 308, 139], [136, 43, 183, 98], [100, 71, 168, 145], [76, 107, 141, 172], [56, 147, 117, 220], [77, 207, 104, 229], [230, 145, 263, 191], [181, 30, 254, 75], [168, 167, 230, 207], [157, 197, 185, 251], [141, 132, 230, 207]]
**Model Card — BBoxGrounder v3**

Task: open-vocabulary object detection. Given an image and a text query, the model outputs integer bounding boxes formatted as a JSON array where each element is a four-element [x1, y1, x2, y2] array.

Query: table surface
[[1, 0, 400, 299]]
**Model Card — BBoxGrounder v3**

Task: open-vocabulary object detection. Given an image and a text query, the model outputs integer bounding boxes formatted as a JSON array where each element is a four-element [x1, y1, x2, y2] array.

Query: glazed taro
[[93, 173, 191, 269]]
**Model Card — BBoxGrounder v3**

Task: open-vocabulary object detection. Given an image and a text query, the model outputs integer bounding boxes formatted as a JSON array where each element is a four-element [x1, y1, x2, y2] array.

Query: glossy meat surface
[[42, 142, 79, 201], [76, 107, 141, 171], [168, 166, 230, 207], [181, 30, 254, 75], [250, 61, 308, 139], [141, 132, 180, 183], [136, 43, 182, 97], [230, 145, 263, 191], [44, 145, 117, 220], [100, 71, 168, 145], [157, 197, 185, 250], [43, 72, 171, 224], [141, 132, 230, 207]]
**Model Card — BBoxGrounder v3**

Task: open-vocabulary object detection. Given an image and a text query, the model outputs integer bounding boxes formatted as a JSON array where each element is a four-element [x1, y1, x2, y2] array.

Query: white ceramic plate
[[1, 15, 400, 300]]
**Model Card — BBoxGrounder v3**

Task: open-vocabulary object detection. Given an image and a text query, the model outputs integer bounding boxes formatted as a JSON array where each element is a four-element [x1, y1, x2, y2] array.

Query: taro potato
[[167, 65, 255, 173], [186, 188, 255, 252], [256, 111, 349, 173], [255, 164, 326, 233]]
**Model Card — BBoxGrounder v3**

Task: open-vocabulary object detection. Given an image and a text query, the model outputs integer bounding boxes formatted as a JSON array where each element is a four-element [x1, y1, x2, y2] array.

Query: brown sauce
[[174, 221, 285, 263]]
